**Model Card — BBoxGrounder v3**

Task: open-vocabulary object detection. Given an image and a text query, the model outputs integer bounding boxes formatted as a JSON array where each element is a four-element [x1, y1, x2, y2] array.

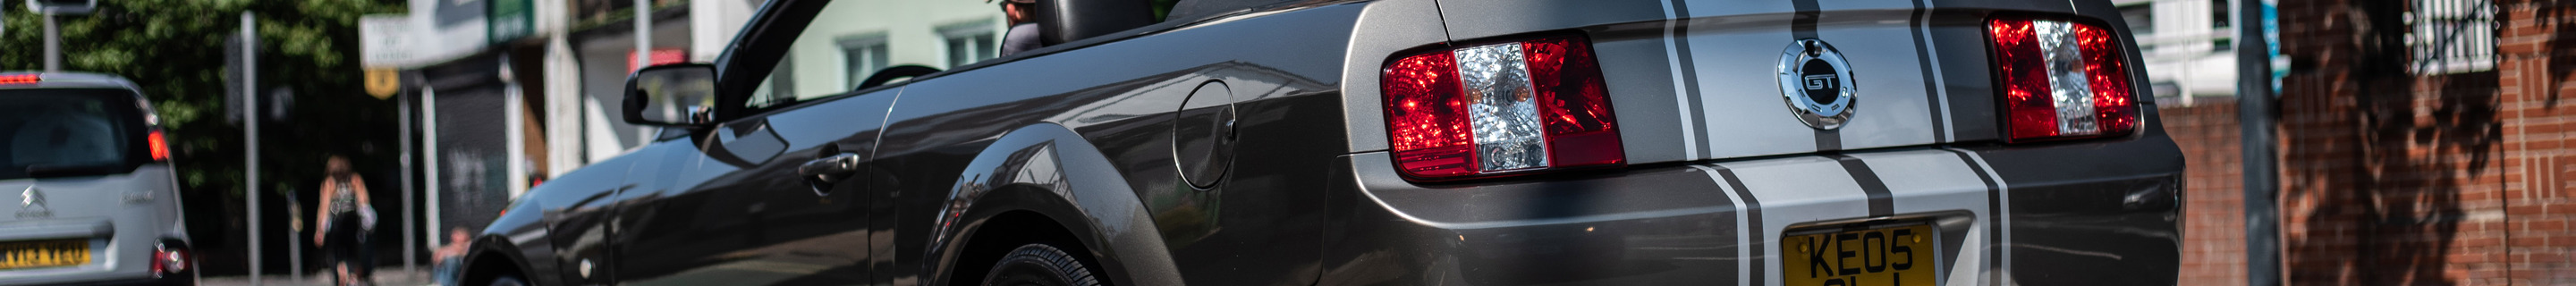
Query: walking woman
[[313, 156, 375, 285]]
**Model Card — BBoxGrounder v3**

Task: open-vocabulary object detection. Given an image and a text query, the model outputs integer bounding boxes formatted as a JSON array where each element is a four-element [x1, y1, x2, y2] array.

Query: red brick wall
[[2163, 102, 2250, 286], [2161, 0, 2576, 284], [2496, 0, 2576, 284]]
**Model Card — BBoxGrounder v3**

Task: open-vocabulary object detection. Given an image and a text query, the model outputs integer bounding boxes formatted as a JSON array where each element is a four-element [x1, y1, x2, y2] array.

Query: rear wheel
[[979, 243, 1103, 286]]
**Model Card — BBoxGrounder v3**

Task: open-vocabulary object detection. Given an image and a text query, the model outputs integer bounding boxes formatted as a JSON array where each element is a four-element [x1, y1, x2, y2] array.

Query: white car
[[0, 72, 195, 286]]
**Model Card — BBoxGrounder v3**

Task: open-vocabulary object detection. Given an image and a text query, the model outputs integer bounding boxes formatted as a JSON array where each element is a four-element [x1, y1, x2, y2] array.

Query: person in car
[[997, 0, 1043, 56]]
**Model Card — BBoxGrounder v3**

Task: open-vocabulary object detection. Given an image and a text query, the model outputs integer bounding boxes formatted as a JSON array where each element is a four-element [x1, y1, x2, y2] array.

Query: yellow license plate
[[1784, 224, 1936, 286], [0, 240, 89, 270]]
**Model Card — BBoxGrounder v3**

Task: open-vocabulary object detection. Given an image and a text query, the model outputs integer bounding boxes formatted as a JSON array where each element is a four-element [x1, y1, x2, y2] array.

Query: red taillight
[[147, 130, 171, 161], [1987, 16, 2138, 143], [1523, 37, 1624, 167], [1383, 34, 1623, 181], [151, 243, 187, 277], [0, 74, 38, 85], [1385, 50, 1478, 178]]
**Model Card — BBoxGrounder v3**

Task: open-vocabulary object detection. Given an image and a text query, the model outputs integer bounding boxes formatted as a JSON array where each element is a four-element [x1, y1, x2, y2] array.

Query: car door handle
[[799, 152, 864, 189]]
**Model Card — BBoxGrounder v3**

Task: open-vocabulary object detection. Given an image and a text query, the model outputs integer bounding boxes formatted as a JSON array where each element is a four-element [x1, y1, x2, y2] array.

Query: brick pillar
[[2496, 0, 2576, 284], [2273, 0, 2512, 284]]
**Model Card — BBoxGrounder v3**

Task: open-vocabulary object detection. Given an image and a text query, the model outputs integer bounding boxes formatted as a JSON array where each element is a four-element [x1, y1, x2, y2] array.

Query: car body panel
[[0, 72, 193, 286], [1343, 0, 2146, 165], [464, 0, 2182, 285], [873, 4, 1362, 284], [916, 123, 1182, 286], [0, 166, 188, 285], [1320, 126, 2180, 285], [606, 85, 897, 286]]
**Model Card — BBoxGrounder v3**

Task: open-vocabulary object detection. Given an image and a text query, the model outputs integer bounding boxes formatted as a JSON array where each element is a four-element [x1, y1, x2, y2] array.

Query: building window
[[937, 20, 1001, 68], [2209, 0, 2230, 29], [2210, 0, 2233, 51], [2411, 0, 2496, 74], [839, 32, 892, 90]]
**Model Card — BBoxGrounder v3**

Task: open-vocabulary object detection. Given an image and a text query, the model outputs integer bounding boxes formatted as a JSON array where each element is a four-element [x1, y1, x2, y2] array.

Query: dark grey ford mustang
[[458, 0, 2185, 285]]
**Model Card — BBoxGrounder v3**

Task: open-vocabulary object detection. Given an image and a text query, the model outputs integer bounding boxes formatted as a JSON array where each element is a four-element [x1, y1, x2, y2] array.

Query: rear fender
[[462, 234, 539, 286], [464, 198, 555, 285], [925, 122, 1184, 286]]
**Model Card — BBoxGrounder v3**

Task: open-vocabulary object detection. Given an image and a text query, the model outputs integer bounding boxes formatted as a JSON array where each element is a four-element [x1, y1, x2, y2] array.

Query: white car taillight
[[1384, 34, 1623, 181], [1987, 16, 2139, 143]]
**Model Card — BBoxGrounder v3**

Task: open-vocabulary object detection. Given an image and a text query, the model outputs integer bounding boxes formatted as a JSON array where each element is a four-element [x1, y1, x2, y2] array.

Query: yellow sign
[[365, 68, 400, 99], [1784, 224, 1936, 286]]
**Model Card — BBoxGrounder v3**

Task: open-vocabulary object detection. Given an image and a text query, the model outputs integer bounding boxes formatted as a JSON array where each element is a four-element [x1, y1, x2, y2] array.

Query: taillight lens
[[152, 243, 188, 277], [1988, 16, 2137, 143], [1384, 34, 1623, 181], [0, 74, 39, 85], [148, 130, 171, 161]]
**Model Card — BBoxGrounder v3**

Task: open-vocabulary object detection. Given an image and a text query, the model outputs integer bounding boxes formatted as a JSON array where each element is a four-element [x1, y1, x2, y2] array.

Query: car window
[[0, 88, 144, 180], [744, 0, 1011, 109]]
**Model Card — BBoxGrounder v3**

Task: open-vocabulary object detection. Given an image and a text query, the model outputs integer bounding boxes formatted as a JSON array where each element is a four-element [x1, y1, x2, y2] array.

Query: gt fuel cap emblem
[[1777, 38, 1859, 130]]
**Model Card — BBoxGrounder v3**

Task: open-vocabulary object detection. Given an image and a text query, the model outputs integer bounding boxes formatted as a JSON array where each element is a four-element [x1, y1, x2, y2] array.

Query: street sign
[[488, 0, 532, 45], [23, 0, 89, 14], [360, 14, 426, 68], [366, 68, 401, 99]]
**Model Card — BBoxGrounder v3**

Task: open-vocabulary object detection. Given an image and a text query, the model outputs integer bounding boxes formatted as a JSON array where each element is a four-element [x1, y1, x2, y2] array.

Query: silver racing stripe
[[1940, 147, 2011, 285], [1659, 0, 1703, 159], [1702, 148, 2010, 286], [1708, 156, 1867, 286], [1910, 0, 1955, 142], [1690, 164, 1760, 286], [1673, 0, 1945, 158], [1838, 149, 2000, 286]]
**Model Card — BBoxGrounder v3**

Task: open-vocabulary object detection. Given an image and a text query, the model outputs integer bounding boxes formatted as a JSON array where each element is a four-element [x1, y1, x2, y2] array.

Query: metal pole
[[401, 77, 416, 274], [41, 13, 58, 72], [287, 199, 300, 283], [423, 87, 441, 253], [504, 57, 527, 198], [241, 12, 262, 286], [2235, 0, 2281, 285], [634, 0, 651, 69]]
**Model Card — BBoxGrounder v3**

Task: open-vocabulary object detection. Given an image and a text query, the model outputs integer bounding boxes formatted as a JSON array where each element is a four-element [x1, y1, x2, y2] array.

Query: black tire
[[979, 244, 1104, 286], [487, 275, 528, 286]]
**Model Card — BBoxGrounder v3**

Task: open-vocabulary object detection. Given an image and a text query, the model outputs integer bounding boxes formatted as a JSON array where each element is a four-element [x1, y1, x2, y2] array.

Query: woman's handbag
[[359, 204, 377, 231]]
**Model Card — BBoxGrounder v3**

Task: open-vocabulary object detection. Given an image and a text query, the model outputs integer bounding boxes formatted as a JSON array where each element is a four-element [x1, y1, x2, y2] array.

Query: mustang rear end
[[1321, 0, 2181, 285]]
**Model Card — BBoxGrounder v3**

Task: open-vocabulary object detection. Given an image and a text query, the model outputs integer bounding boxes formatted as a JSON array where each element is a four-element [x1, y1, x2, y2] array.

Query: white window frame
[[2410, 0, 2496, 74], [839, 32, 893, 89], [936, 20, 1001, 68]]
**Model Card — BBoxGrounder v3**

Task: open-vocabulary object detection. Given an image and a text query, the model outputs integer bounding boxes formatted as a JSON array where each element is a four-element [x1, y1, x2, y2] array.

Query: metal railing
[[2411, 0, 2498, 74]]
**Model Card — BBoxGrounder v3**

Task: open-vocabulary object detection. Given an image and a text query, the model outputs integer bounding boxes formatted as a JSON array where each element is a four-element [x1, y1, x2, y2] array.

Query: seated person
[[998, 0, 1043, 56]]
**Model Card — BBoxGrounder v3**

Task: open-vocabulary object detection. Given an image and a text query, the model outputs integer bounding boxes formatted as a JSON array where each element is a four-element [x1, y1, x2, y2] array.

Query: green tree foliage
[[1, 0, 403, 262]]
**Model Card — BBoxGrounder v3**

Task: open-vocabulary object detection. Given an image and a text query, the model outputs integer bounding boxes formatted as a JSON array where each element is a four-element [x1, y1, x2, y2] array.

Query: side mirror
[[623, 63, 719, 126]]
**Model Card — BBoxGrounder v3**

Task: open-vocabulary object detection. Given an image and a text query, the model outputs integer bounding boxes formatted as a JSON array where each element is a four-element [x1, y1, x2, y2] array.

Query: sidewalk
[[200, 267, 435, 286]]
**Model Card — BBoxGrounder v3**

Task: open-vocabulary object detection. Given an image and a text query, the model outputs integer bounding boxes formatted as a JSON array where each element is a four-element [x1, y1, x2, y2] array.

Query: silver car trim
[[1658, 0, 1703, 159], [1941, 147, 2012, 286]]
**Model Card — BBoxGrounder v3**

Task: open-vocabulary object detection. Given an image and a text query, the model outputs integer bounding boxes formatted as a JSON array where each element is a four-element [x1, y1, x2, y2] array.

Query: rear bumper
[[1318, 135, 2182, 285], [4, 273, 191, 286]]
